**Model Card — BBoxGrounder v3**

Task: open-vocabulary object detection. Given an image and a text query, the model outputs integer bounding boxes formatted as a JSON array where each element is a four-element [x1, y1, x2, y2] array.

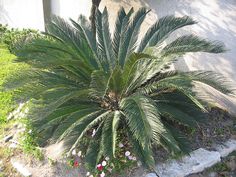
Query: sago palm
[[4, 7, 234, 172]]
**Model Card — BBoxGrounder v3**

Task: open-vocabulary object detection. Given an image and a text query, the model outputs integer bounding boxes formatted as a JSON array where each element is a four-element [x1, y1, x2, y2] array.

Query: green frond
[[161, 35, 226, 57], [59, 110, 109, 143], [89, 70, 109, 98], [115, 7, 134, 59], [181, 71, 235, 95], [138, 15, 196, 52], [46, 16, 99, 69], [113, 7, 127, 57], [120, 94, 154, 147], [124, 58, 160, 95], [156, 102, 197, 127], [163, 122, 191, 154], [101, 110, 121, 158], [70, 18, 100, 67], [154, 91, 206, 121], [118, 8, 149, 67], [127, 128, 155, 169], [101, 111, 116, 158], [96, 8, 115, 72], [85, 123, 103, 170], [107, 66, 124, 95]]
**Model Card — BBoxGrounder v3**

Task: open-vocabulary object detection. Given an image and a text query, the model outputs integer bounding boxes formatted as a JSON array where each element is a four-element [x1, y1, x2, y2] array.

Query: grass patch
[[0, 44, 44, 176]]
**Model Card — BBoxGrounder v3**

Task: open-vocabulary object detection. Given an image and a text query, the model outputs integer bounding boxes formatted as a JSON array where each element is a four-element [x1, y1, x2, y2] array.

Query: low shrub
[[3, 7, 234, 176]]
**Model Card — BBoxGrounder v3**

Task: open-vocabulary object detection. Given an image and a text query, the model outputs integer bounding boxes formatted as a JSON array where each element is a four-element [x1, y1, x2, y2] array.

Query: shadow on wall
[[100, 0, 236, 83], [0, 2, 12, 25]]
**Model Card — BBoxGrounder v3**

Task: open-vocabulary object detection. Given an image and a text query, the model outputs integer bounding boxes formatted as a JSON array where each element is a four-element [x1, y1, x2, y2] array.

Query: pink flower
[[128, 156, 133, 160], [74, 160, 79, 167], [97, 164, 103, 171]]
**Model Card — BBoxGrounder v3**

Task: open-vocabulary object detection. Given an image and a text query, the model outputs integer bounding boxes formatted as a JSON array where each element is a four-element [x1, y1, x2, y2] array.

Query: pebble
[[9, 142, 18, 148], [3, 134, 13, 142], [11, 159, 32, 177]]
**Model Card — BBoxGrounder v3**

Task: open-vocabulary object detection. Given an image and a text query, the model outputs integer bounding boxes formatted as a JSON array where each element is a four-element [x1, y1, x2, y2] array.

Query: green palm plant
[[4, 7, 235, 172]]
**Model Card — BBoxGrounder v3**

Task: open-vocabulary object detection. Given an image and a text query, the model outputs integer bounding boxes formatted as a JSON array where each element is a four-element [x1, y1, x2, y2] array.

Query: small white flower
[[132, 156, 137, 161], [100, 172, 105, 177], [28, 129, 32, 134], [118, 142, 124, 148], [86, 172, 90, 176], [18, 112, 25, 118], [92, 129, 96, 137], [72, 149, 76, 155], [128, 156, 133, 160], [89, 175, 94, 177], [78, 151, 82, 157], [105, 157, 109, 161], [102, 160, 107, 166], [137, 161, 142, 167], [24, 107, 29, 114], [125, 151, 130, 157]]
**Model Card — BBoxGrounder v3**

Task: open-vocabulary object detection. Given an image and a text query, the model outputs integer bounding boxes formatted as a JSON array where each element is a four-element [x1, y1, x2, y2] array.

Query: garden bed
[[2, 106, 235, 177]]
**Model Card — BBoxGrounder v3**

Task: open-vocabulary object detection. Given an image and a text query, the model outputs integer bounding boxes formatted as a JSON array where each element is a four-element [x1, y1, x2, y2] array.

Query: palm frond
[[138, 15, 196, 52], [118, 8, 149, 67], [96, 8, 115, 71], [85, 123, 103, 170], [101, 111, 117, 158], [127, 128, 155, 169], [120, 94, 153, 147], [161, 35, 226, 57]]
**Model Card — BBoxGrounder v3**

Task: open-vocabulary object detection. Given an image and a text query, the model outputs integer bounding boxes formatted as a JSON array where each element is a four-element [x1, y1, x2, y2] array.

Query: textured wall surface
[[0, 0, 44, 31], [99, 0, 236, 83]]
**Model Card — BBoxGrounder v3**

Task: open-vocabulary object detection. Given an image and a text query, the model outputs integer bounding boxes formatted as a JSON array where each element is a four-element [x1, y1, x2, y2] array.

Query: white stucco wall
[[98, 0, 236, 84], [0, 0, 45, 31]]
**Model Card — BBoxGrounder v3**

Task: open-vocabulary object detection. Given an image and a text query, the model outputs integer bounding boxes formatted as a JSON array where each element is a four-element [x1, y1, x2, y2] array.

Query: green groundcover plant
[[3, 7, 235, 174]]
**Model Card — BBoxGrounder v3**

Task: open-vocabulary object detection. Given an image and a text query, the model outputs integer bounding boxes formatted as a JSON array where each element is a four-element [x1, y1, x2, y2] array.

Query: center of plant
[[101, 91, 119, 110]]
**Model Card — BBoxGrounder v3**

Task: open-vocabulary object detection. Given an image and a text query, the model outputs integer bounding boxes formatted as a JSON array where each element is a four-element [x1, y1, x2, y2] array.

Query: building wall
[[0, 0, 45, 31], [99, 0, 236, 83]]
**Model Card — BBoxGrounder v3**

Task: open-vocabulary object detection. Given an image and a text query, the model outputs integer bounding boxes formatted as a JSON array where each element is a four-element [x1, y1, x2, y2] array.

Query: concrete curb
[[11, 159, 32, 177], [146, 139, 236, 177]]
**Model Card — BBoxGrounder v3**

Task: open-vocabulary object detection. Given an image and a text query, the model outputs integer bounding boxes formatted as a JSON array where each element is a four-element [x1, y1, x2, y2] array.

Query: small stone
[[9, 139, 19, 144], [11, 160, 31, 177], [9, 143, 17, 148], [4, 127, 10, 131], [208, 172, 217, 177], [215, 139, 236, 157], [226, 158, 236, 171], [3, 134, 13, 142]]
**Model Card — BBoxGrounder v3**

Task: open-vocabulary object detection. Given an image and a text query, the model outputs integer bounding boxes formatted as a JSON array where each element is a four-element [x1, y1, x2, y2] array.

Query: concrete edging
[[146, 139, 236, 177]]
